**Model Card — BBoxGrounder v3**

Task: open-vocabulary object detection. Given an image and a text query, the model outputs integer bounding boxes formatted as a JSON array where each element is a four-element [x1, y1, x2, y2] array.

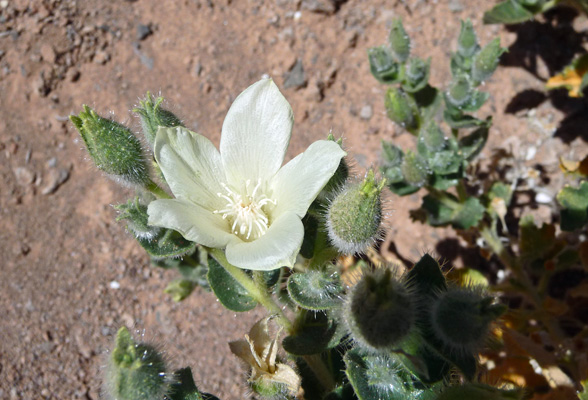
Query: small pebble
[[109, 281, 120, 289], [360, 105, 373, 120], [136, 23, 152, 41], [41, 168, 69, 195], [535, 191, 553, 204], [14, 167, 35, 186]]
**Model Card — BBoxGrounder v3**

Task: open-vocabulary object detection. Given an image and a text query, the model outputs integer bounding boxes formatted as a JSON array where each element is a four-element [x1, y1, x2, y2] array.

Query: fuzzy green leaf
[[443, 110, 489, 129], [403, 57, 431, 93], [368, 46, 401, 84], [207, 258, 257, 312], [557, 181, 588, 231], [168, 367, 221, 400], [421, 195, 485, 229], [385, 87, 419, 132], [137, 229, 197, 259], [287, 270, 343, 310], [388, 18, 410, 63], [406, 253, 447, 295], [459, 126, 489, 161], [483, 0, 538, 24]]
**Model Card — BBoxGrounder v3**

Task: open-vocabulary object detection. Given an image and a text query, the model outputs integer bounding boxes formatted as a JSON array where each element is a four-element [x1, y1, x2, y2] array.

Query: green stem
[[209, 248, 292, 332], [146, 179, 172, 199], [428, 187, 460, 209], [456, 180, 468, 203], [303, 354, 336, 392]]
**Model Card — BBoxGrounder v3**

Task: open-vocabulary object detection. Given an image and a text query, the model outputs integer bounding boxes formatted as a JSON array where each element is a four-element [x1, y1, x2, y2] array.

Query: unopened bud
[[343, 268, 414, 351], [471, 38, 506, 84], [388, 18, 410, 63], [431, 288, 505, 353], [419, 121, 447, 152], [457, 20, 479, 58], [404, 57, 430, 92], [105, 327, 170, 400], [368, 46, 400, 83], [446, 75, 472, 108], [326, 170, 385, 255], [384, 87, 418, 131], [134, 93, 184, 148], [70, 106, 149, 186]]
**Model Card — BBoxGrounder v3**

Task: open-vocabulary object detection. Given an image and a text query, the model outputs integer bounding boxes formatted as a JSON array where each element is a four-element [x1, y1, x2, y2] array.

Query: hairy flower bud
[[343, 268, 414, 351], [384, 87, 418, 131], [446, 75, 472, 108], [430, 287, 506, 353], [457, 19, 480, 58], [368, 46, 400, 84], [388, 18, 410, 63], [471, 38, 506, 84], [419, 121, 447, 152], [104, 327, 170, 400], [133, 93, 184, 148], [71, 106, 149, 186], [326, 170, 385, 254]]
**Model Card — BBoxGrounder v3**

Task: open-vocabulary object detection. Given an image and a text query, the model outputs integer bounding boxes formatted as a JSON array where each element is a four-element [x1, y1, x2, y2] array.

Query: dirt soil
[[1, 0, 587, 399]]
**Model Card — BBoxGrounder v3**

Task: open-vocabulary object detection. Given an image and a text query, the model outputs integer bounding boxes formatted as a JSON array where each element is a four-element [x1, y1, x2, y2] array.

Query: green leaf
[[435, 383, 524, 400], [385, 87, 419, 132], [457, 20, 480, 58], [421, 195, 485, 229], [287, 270, 343, 310], [168, 367, 221, 400], [323, 384, 357, 400], [165, 279, 197, 302], [459, 126, 489, 161], [345, 349, 433, 400], [138, 229, 197, 259], [471, 38, 507, 84], [282, 311, 343, 355], [429, 171, 463, 191], [443, 110, 489, 129], [406, 253, 447, 296], [207, 257, 257, 312], [413, 85, 442, 122], [557, 181, 588, 231], [388, 18, 410, 63], [483, 0, 537, 24]]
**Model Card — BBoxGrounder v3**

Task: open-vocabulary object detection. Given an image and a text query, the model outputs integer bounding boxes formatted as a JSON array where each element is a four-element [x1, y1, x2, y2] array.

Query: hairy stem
[[146, 179, 172, 199]]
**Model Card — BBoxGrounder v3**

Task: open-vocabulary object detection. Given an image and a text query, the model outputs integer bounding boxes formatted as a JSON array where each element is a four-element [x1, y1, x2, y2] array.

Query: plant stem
[[209, 248, 292, 332], [303, 354, 336, 392], [146, 179, 172, 199]]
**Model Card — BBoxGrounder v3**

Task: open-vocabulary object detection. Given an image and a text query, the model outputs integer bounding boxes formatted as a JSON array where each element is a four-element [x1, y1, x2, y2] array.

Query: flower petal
[[271, 140, 346, 218], [225, 212, 303, 271], [154, 126, 225, 210], [147, 199, 233, 247], [220, 78, 293, 185]]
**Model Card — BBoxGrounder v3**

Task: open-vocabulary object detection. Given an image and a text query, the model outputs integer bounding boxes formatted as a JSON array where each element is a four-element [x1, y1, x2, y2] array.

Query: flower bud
[[104, 327, 170, 400], [430, 287, 505, 354], [457, 19, 479, 58], [133, 93, 184, 148], [326, 170, 385, 254], [401, 151, 429, 188], [368, 46, 400, 84], [403, 57, 430, 92], [343, 268, 414, 351], [446, 75, 472, 108], [471, 38, 506, 84], [115, 196, 160, 240], [388, 18, 410, 63], [419, 121, 447, 152], [70, 106, 149, 186], [384, 87, 418, 131]]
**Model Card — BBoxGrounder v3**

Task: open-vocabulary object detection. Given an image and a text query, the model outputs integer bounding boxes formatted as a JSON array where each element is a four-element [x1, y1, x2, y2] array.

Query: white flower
[[147, 78, 346, 271]]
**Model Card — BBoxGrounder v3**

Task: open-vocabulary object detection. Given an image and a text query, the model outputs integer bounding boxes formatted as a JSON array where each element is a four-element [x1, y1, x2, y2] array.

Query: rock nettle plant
[[374, 18, 588, 396], [73, 78, 519, 399]]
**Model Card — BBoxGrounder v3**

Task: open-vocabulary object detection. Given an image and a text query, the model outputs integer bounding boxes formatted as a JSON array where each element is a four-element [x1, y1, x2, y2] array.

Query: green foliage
[[557, 181, 588, 231], [483, 0, 555, 24], [168, 368, 221, 400], [282, 311, 343, 355], [70, 105, 149, 186], [207, 257, 257, 312], [134, 92, 184, 147], [419, 194, 485, 229], [287, 269, 343, 310], [106, 327, 169, 400]]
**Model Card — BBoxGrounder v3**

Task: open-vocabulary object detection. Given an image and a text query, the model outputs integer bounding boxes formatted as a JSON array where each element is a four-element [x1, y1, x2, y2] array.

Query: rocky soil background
[[1, 0, 587, 399]]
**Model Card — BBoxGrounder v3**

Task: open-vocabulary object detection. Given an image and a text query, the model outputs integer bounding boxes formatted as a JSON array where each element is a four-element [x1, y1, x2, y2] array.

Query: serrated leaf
[[207, 257, 257, 312], [287, 270, 343, 310], [557, 181, 588, 231], [459, 126, 489, 161], [483, 0, 537, 25], [282, 311, 343, 355]]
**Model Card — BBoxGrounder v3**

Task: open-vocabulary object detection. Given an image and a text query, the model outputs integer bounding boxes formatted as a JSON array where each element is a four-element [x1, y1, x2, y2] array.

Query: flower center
[[213, 179, 276, 241]]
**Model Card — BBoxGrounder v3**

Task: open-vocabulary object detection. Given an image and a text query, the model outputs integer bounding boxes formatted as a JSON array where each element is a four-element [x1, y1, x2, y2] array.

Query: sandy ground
[[1, 0, 587, 398]]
